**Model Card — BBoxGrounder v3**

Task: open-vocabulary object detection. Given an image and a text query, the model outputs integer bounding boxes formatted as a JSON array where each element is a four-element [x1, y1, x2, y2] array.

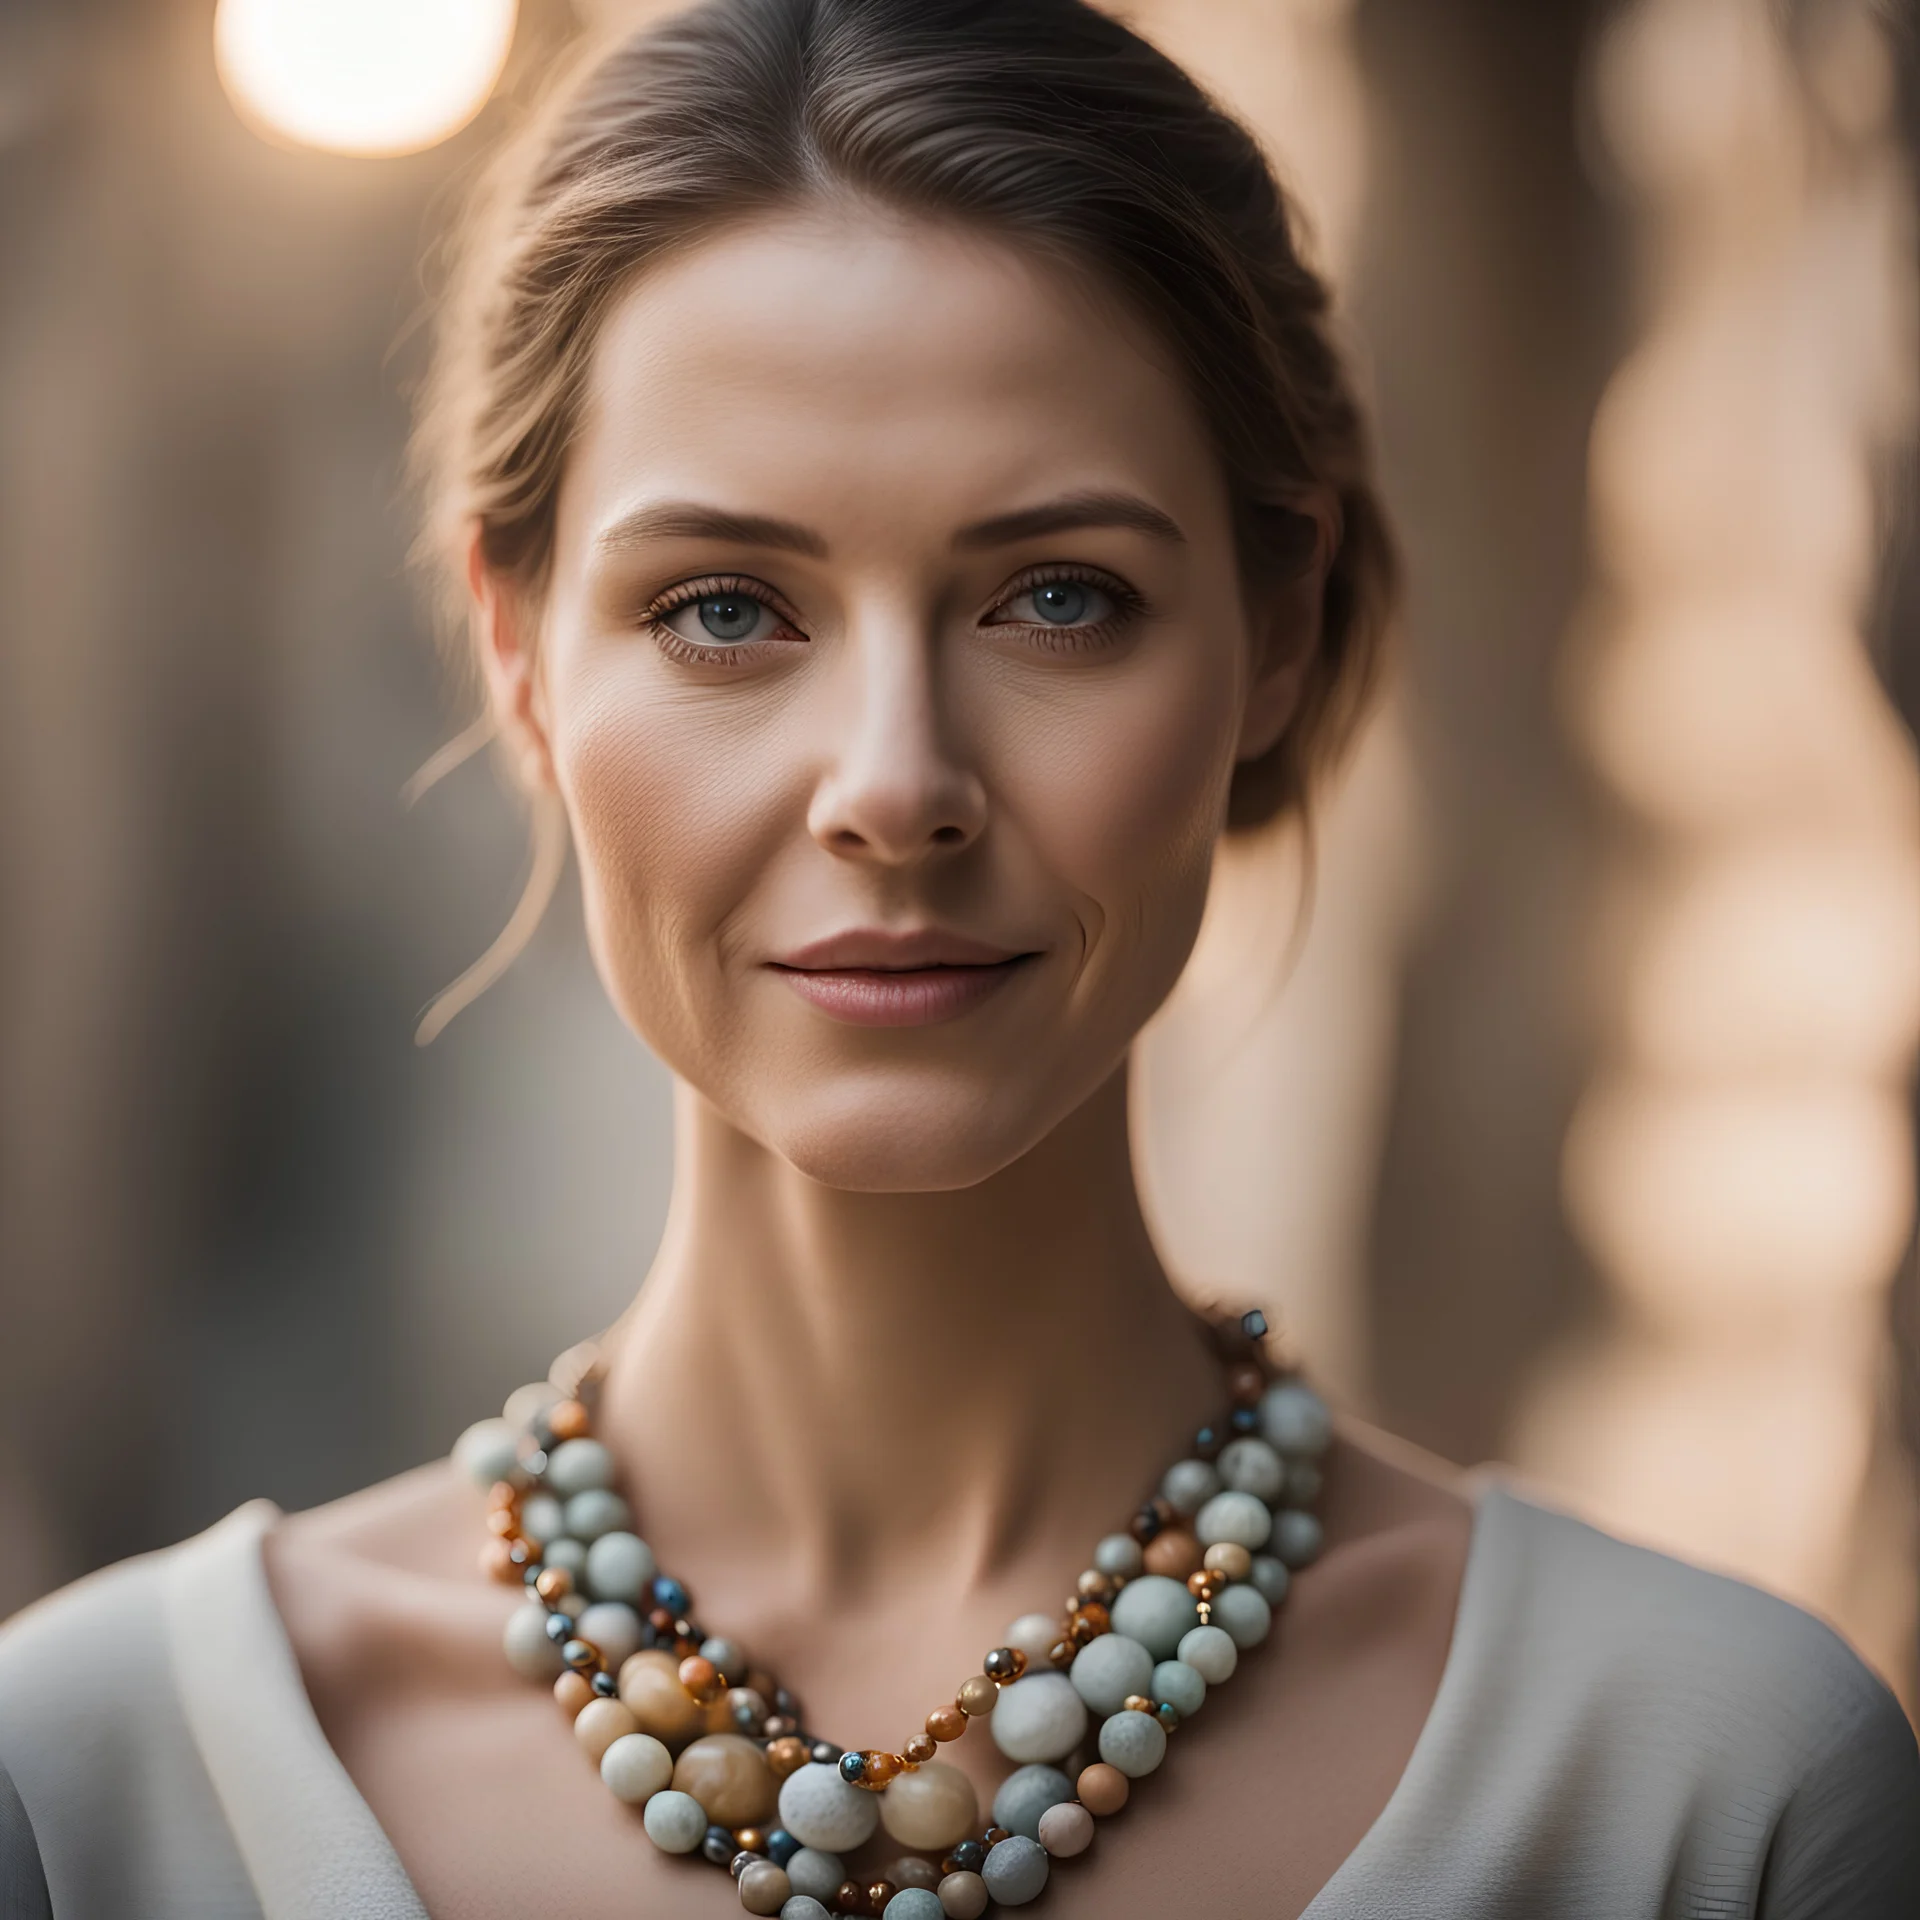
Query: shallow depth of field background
[[2, 0, 1917, 1711]]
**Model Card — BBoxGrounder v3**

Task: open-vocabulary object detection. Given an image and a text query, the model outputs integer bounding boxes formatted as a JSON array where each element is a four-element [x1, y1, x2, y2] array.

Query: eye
[[994, 578, 1115, 627], [661, 590, 782, 646]]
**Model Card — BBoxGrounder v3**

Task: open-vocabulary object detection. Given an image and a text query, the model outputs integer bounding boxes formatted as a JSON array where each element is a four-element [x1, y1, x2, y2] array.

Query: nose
[[806, 617, 987, 866]]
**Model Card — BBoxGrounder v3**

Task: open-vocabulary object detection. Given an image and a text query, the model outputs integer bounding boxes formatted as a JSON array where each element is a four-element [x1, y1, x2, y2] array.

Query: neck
[[595, 1069, 1222, 1611]]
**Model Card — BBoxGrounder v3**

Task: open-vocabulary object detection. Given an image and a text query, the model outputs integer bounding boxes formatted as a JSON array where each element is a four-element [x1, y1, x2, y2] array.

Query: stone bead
[[1203, 1542, 1253, 1581], [574, 1696, 640, 1763], [878, 1759, 977, 1851], [700, 1636, 746, 1680], [1212, 1582, 1274, 1649], [1107, 1574, 1199, 1660], [981, 1835, 1049, 1907], [545, 1437, 615, 1498], [543, 1535, 588, 1580], [1037, 1801, 1094, 1858], [988, 1671, 1087, 1764], [1068, 1632, 1153, 1717], [1092, 1533, 1144, 1579], [781, 1903, 832, 1920], [583, 1530, 654, 1603], [1142, 1528, 1202, 1580], [601, 1730, 674, 1804], [1004, 1612, 1060, 1666], [453, 1417, 520, 1489], [739, 1863, 792, 1916], [955, 1674, 998, 1717], [618, 1649, 709, 1749], [1217, 1436, 1286, 1502], [503, 1379, 563, 1430], [1177, 1622, 1240, 1683], [882, 1891, 945, 1920], [519, 1493, 565, 1546], [1259, 1381, 1332, 1455], [576, 1601, 643, 1670], [1273, 1509, 1325, 1569], [565, 1488, 632, 1544], [643, 1788, 708, 1853], [778, 1762, 880, 1853], [1250, 1555, 1291, 1605], [990, 1763, 1074, 1841], [673, 1734, 778, 1828], [502, 1602, 566, 1681], [1076, 1761, 1129, 1815], [1151, 1658, 1207, 1716], [784, 1847, 845, 1902], [1159, 1458, 1221, 1516], [1195, 1489, 1274, 1552], [1097, 1708, 1168, 1779], [936, 1873, 988, 1920]]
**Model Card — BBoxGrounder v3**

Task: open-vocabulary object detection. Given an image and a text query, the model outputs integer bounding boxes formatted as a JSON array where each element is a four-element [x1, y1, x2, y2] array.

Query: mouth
[[769, 929, 1041, 1028]]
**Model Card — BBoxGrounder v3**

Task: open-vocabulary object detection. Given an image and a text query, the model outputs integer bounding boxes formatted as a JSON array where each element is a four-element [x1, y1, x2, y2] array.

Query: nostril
[[932, 824, 968, 846]]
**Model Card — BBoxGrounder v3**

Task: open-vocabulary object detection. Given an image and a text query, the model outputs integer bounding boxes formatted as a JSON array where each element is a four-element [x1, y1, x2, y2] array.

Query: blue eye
[[659, 590, 781, 646], [696, 594, 760, 640], [997, 578, 1115, 627], [1033, 582, 1088, 624]]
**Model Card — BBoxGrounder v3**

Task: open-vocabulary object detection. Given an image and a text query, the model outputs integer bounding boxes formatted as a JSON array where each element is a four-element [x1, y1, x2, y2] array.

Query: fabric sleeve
[[0, 1754, 53, 1920]]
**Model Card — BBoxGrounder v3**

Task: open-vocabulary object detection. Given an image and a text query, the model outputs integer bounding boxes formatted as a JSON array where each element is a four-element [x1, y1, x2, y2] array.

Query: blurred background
[[1, 0, 1915, 1715]]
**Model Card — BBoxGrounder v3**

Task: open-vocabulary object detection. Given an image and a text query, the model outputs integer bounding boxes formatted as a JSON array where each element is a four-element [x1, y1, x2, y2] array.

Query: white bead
[[1249, 1555, 1290, 1605], [1195, 1490, 1273, 1552], [543, 1536, 588, 1580], [785, 1848, 845, 1903], [501, 1601, 564, 1681], [1068, 1633, 1152, 1717], [453, 1418, 520, 1489], [519, 1493, 564, 1546], [642, 1788, 708, 1852], [577, 1602, 642, 1669], [1151, 1658, 1206, 1716], [584, 1531, 655, 1603], [988, 1672, 1087, 1764], [1159, 1458, 1220, 1516], [1212, 1583, 1274, 1649], [1097, 1709, 1167, 1778], [1176, 1623, 1238, 1684], [545, 1438, 614, 1498], [1092, 1533, 1143, 1579], [1216, 1436, 1285, 1502], [503, 1380, 562, 1431], [778, 1762, 880, 1853], [1004, 1613, 1059, 1666], [1273, 1509, 1324, 1569], [1107, 1574, 1199, 1661], [1259, 1381, 1331, 1456], [601, 1730, 673, 1803], [564, 1488, 631, 1542]]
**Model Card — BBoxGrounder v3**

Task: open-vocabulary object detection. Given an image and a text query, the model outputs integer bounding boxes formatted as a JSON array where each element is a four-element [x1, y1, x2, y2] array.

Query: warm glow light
[[214, 0, 517, 158]]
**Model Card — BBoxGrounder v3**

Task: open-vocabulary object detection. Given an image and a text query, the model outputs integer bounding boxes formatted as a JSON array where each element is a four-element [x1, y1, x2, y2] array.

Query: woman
[[1, 1, 1914, 1915]]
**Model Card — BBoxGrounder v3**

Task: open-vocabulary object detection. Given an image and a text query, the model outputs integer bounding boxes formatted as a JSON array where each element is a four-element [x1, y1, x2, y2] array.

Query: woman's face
[[493, 206, 1314, 1190]]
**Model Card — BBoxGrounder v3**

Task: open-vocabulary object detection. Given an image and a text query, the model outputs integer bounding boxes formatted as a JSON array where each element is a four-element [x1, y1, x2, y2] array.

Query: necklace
[[453, 1308, 1330, 1918]]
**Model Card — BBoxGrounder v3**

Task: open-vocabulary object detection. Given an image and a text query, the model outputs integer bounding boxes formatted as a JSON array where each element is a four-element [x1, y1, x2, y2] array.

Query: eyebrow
[[953, 490, 1187, 551]]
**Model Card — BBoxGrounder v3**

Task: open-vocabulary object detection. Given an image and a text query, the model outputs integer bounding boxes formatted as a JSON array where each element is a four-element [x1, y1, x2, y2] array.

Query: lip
[[770, 927, 1039, 1028]]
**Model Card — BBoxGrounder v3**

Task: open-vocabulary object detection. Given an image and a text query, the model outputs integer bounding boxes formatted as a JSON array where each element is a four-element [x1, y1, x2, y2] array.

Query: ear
[[468, 528, 557, 794], [1235, 498, 1340, 765]]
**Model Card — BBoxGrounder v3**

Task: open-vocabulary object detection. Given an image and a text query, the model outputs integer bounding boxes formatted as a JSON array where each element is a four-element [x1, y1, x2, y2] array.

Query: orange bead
[[486, 1482, 519, 1510], [1229, 1361, 1267, 1406], [862, 1750, 901, 1788], [479, 1539, 518, 1583], [925, 1705, 967, 1743], [486, 1507, 520, 1538], [734, 1828, 768, 1856], [1123, 1694, 1153, 1714], [867, 1883, 897, 1912], [553, 1670, 595, 1715], [1077, 1762, 1131, 1815], [678, 1655, 723, 1704], [535, 1566, 574, 1602], [1143, 1529, 1202, 1580], [1187, 1569, 1226, 1601], [548, 1398, 591, 1441], [835, 1883, 866, 1915], [767, 1735, 811, 1778], [955, 1675, 997, 1716], [1048, 1638, 1077, 1669], [1076, 1568, 1116, 1603], [903, 1733, 937, 1766]]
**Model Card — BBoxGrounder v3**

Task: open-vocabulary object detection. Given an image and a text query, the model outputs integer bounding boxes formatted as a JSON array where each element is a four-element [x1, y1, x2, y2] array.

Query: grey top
[[0, 1483, 1914, 1918]]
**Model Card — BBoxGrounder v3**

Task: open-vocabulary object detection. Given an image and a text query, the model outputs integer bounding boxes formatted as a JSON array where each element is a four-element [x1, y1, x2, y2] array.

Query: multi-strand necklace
[[454, 1309, 1330, 1918]]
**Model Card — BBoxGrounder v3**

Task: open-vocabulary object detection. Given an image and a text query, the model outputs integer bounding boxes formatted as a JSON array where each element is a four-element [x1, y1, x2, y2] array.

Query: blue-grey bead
[[564, 1488, 632, 1543], [1069, 1632, 1153, 1717], [519, 1492, 564, 1546], [784, 1848, 844, 1903], [988, 1671, 1086, 1764], [1273, 1509, 1324, 1569], [576, 1601, 642, 1668], [1151, 1658, 1206, 1717], [1097, 1708, 1168, 1778], [1212, 1582, 1274, 1649], [781, 1901, 833, 1920], [991, 1764, 1074, 1841], [1249, 1555, 1290, 1605], [1217, 1436, 1285, 1502], [1287, 1459, 1324, 1504], [1175, 1624, 1238, 1684], [642, 1788, 708, 1853], [981, 1835, 1050, 1906], [882, 1890, 945, 1920], [1159, 1458, 1221, 1516], [1194, 1489, 1273, 1552], [543, 1535, 589, 1580], [1259, 1381, 1331, 1456], [1092, 1532, 1144, 1579], [1108, 1573, 1199, 1660], [583, 1530, 654, 1602], [700, 1636, 746, 1678], [452, 1417, 520, 1489], [545, 1437, 615, 1498]]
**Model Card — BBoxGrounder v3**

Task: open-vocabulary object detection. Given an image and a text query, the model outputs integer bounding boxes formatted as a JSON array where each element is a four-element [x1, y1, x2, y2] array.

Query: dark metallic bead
[[730, 1850, 757, 1879], [773, 1688, 800, 1717], [1241, 1307, 1268, 1341], [522, 1564, 543, 1585], [543, 1611, 572, 1644], [946, 1840, 986, 1874], [652, 1575, 691, 1614], [810, 1740, 843, 1765], [591, 1670, 618, 1697], [1230, 1405, 1260, 1432], [838, 1750, 868, 1785], [702, 1825, 736, 1866], [1192, 1424, 1223, 1460], [1128, 1504, 1163, 1543], [766, 1829, 800, 1868], [763, 1714, 798, 1740], [982, 1826, 1011, 1847], [562, 1639, 597, 1669]]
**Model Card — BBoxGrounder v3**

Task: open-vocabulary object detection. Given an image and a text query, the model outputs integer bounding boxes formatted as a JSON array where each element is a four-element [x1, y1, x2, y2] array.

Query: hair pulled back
[[416, 0, 1395, 827]]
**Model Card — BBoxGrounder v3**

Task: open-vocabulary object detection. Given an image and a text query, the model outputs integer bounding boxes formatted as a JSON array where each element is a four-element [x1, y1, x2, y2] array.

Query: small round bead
[[543, 1536, 589, 1581], [739, 1863, 792, 1916], [1212, 1581, 1275, 1649], [784, 1847, 845, 1903], [1107, 1574, 1200, 1660], [982, 1646, 1027, 1682], [679, 1656, 724, 1703], [651, 1574, 692, 1614], [1192, 1422, 1224, 1459], [1076, 1762, 1130, 1815], [1003, 1612, 1059, 1666], [780, 1901, 832, 1920], [577, 1601, 643, 1670], [1230, 1406, 1260, 1432], [564, 1488, 632, 1543], [502, 1602, 566, 1681], [1092, 1533, 1144, 1579], [881, 1890, 945, 1920], [766, 1829, 800, 1867], [808, 1741, 841, 1766], [983, 1828, 1012, 1847], [834, 1882, 867, 1914], [777, 1762, 881, 1853], [574, 1696, 639, 1763], [1068, 1631, 1153, 1717], [1152, 1658, 1207, 1716], [602, 1730, 674, 1803], [642, 1789, 709, 1853], [1228, 1360, 1267, 1405], [1142, 1528, 1203, 1580], [544, 1437, 615, 1498], [534, 1566, 573, 1603], [887, 1856, 941, 1891], [1066, 1598, 1110, 1640], [700, 1637, 745, 1680], [519, 1493, 564, 1545], [1195, 1489, 1274, 1552], [936, 1871, 988, 1919], [674, 1733, 779, 1828], [1159, 1458, 1221, 1516], [1076, 1568, 1116, 1603], [1037, 1801, 1094, 1858], [705, 1825, 739, 1865], [1188, 1568, 1227, 1602], [1097, 1707, 1168, 1778], [862, 1751, 902, 1788], [954, 1675, 998, 1717], [1123, 1694, 1153, 1714], [1177, 1622, 1240, 1682], [1048, 1639, 1076, 1670], [903, 1733, 937, 1766], [991, 1763, 1074, 1841], [1249, 1554, 1291, 1605], [767, 1737, 812, 1779], [1156, 1700, 1182, 1731], [943, 1841, 986, 1875], [1217, 1435, 1286, 1501], [453, 1417, 521, 1489], [925, 1705, 967, 1743], [867, 1881, 898, 1912], [1273, 1509, 1325, 1569], [553, 1669, 595, 1715], [988, 1671, 1088, 1764], [727, 1687, 771, 1735], [1203, 1541, 1253, 1581], [561, 1638, 597, 1671], [981, 1835, 1050, 1907], [590, 1670, 618, 1697], [735, 1829, 769, 1859], [1258, 1380, 1332, 1455]]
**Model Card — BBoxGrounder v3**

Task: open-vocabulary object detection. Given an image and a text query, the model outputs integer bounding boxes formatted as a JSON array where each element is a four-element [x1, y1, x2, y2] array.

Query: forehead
[[561, 204, 1230, 553]]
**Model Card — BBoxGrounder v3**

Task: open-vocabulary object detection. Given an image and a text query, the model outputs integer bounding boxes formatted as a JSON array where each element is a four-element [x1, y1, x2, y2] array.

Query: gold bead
[[903, 1733, 937, 1766], [955, 1675, 997, 1716], [1122, 1694, 1154, 1714], [535, 1566, 574, 1603], [1203, 1542, 1252, 1581]]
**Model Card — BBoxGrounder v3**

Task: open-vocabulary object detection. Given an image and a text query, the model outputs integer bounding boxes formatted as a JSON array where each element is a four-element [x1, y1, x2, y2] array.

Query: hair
[[409, 0, 1397, 1033]]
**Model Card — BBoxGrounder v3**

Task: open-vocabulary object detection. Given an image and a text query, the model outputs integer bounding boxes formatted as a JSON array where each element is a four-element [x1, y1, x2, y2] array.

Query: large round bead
[[1176, 1623, 1240, 1684], [576, 1601, 642, 1670], [518, 1493, 564, 1546], [1194, 1490, 1273, 1552], [1216, 1436, 1286, 1502], [1158, 1459, 1220, 1516], [672, 1734, 778, 1828], [1068, 1633, 1153, 1717], [642, 1788, 708, 1853], [584, 1530, 655, 1602], [937, 1871, 988, 1918], [739, 1863, 791, 1916], [601, 1731, 674, 1804], [881, 1891, 944, 1920], [1097, 1709, 1167, 1779], [989, 1765, 1073, 1842], [1259, 1381, 1331, 1455], [1151, 1658, 1206, 1717], [987, 1672, 1087, 1764], [778, 1762, 881, 1853], [1003, 1613, 1059, 1666], [1037, 1802, 1094, 1858], [574, 1697, 639, 1764], [1092, 1533, 1143, 1579], [618, 1649, 709, 1749], [876, 1760, 977, 1852], [501, 1603, 565, 1681], [1273, 1509, 1325, 1569], [785, 1848, 845, 1903], [1212, 1582, 1275, 1649], [981, 1835, 1049, 1907], [781, 1901, 833, 1920], [1106, 1574, 1199, 1660], [1250, 1554, 1291, 1605], [545, 1437, 615, 1497], [453, 1417, 519, 1489], [565, 1488, 632, 1543]]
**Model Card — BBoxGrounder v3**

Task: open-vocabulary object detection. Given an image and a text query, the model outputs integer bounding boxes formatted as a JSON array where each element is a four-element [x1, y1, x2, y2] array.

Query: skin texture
[[266, 207, 1471, 1918]]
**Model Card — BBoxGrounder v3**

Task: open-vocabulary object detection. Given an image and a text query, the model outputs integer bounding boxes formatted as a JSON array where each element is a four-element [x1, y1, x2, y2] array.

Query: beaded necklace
[[453, 1308, 1330, 1918]]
